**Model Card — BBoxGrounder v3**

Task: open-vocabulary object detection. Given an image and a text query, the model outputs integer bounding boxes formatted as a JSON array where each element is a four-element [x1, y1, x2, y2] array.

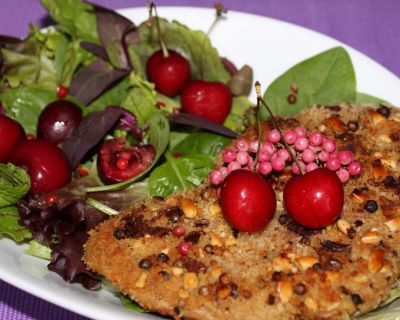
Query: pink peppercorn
[[302, 148, 315, 163], [294, 137, 309, 151], [236, 151, 249, 165], [326, 156, 341, 171], [178, 241, 192, 255], [222, 148, 236, 163], [337, 168, 350, 183], [258, 161, 272, 175], [267, 129, 281, 143], [271, 157, 285, 171], [338, 150, 354, 165], [294, 127, 307, 138], [305, 162, 319, 173], [277, 148, 290, 161], [236, 139, 249, 152], [308, 132, 323, 147], [210, 169, 223, 185], [261, 142, 276, 155], [173, 226, 185, 237], [227, 161, 241, 173], [322, 139, 336, 153], [249, 140, 259, 153], [284, 130, 296, 145], [348, 161, 363, 176]]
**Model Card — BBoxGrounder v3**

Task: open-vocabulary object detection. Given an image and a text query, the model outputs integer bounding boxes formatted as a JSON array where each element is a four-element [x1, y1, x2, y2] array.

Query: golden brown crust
[[84, 104, 400, 320]]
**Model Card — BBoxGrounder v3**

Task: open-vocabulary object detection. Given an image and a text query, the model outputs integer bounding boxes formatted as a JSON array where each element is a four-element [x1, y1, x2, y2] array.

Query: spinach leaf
[[121, 73, 159, 125], [148, 153, 214, 197], [120, 295, 146, 313], [133, 18, 230, 82], [172, 132, 230, 157], [355, 92, 388, 105], [86, 113, 170, 192], [0, 163, 30, 208], [0, 215, 31, 243], [262, 47, 356, 117], [40, 0, 100, 44], [0, 87, 80, 134]]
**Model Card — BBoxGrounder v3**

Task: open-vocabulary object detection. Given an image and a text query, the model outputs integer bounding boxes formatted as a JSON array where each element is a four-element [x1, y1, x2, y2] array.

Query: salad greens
[[0, 163, 30, 207], [0, 0, 398, 318]]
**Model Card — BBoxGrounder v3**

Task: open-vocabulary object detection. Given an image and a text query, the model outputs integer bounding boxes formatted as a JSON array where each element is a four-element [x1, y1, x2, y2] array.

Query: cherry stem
[[148, 2, 169, 58], [254, 81, 305, 175], [199, 3, 227, 79]]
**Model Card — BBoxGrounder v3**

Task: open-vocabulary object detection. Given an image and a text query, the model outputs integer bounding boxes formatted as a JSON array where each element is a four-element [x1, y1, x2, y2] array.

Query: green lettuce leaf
[[0, 206, 19, 216], [131, 18, 230, 82], [121, 73, 159, 125], [224, 95, 254, 132], [0, 27, 59, 89], [0, 163, 30, 207], [120, 295, 146, 313], [24, 240, 51, 260], [148, 153, 214, 197], [263, 47, 356, 117], [40, 0, 99, 44], [0, 215, 31, 243]]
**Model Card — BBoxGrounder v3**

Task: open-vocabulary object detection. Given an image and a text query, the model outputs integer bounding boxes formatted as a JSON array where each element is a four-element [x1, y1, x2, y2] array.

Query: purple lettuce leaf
[[69, 58, 129, 105], [169, 113, 238, 138], [80, 41, 110, 62], [62, 105, 124, 169], [90, 2, 139, 70], [48, 230, 101, 290]]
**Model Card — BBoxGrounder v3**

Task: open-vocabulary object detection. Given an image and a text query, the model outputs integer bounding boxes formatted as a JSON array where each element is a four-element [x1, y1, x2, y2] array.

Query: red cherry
[[10, 139, 71, 194], [56, 84, 69, 99], [219, 169, 276, 232], [37, 100, 82, 145], [146, 49, 191, 97], [0, 114, 25, 163], [180, 80, 232, 124], [283, 168, 344, 229], [97, 138, 156, 184]]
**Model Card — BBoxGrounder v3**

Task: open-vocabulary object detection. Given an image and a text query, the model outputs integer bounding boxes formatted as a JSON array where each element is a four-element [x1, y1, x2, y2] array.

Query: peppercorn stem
[[252, 83, 262, 172], [255, 81, 305, 175], [148, 2, 169, 58]]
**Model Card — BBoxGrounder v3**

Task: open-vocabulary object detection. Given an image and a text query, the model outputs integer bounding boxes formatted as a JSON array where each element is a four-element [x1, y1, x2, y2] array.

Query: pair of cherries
[[146, 49, 232, 124], [219, 166, 344, 233]]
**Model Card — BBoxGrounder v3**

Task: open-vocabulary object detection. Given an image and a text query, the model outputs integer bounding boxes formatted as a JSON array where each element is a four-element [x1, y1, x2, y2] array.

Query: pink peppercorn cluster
[[210, 127, 362, 185]]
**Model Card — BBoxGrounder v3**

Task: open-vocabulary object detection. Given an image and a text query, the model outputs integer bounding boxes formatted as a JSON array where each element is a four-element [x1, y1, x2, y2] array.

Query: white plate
[[1, 7, 400, 320]]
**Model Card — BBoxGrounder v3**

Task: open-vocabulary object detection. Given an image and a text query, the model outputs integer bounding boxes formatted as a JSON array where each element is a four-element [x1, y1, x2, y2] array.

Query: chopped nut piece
[[178, 289, 189, 299], [296, 256, 319, 271], [384, 217, 400, 232], [172, 267, 184, 276], [361, 230, 381, 245], [337, 219, 352, 236], [211, 267, 223, 278], [209, 203, 221, 216], [369, 249, 385, 273], [305, 297, 318, 312], [210, 232, 224, 247], [225, 235, 237, 246], [135, 272, 148, 288], [369, 110, 385, 124], [181, 199, 198, 219], [378, 134, 392, 143], [183, 272, 198, 290], [217, 285, 231, 299], [276, 280, 293, 303], [273, 256, 293, 273], [380, 262, 391, 273]]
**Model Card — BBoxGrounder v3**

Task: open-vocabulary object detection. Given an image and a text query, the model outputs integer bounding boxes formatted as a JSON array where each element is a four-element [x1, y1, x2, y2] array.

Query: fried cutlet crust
[[84, 104, 400, 320]]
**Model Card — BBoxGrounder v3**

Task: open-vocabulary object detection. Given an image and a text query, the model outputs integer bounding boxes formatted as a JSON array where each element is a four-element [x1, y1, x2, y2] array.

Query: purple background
[[0, 1, 399, 319]]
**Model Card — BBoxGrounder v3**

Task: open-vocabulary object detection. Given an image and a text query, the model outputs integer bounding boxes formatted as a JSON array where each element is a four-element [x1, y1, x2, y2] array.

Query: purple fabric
[[0, 1, 399, 319]]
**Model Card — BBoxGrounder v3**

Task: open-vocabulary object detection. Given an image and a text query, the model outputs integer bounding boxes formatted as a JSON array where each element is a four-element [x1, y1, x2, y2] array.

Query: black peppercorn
[[157, 253, 170, 263], [351, 293, 363, 305], [139, 258, 152, 269], [113, 229, 124, 240], [159, 270, 170, 280], [383, 175, 396, 188], [278, 214, 289, 225], [294, 283, 307, 295], [377, 105, 390, 118], [364, 200, 378, 213]]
